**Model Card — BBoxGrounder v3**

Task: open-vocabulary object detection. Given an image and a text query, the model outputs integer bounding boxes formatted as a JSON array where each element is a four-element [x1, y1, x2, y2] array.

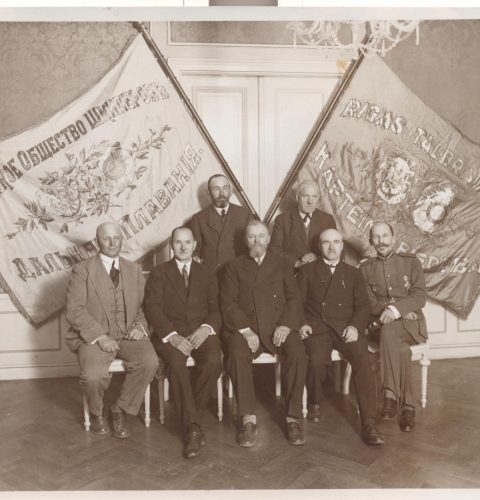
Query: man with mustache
[[144, 227, 222, 458], [65, 222, 159, 439], [189, 174, 253, 277], [360, 222, 427, 432], [270, 179, 336, 270], [221, 220, 307, 447]]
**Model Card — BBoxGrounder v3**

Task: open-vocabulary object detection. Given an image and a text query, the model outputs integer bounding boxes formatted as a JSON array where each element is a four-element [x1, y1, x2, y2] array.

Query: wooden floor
[[1, 358, 480, 491]]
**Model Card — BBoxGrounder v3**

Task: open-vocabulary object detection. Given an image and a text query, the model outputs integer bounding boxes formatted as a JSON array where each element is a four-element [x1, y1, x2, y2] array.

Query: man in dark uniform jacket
[[270, 179, 336, 269], [221, 220, 307, 447], [297, 228, 384, 445], [189, 174, 253, 276], [144, 227, 222, 458], [360, 221, 427, 432]]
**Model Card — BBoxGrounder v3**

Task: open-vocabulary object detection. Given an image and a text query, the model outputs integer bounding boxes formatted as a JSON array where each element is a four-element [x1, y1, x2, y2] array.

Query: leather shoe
[[380, 397, 398, 420], [237, 422, 257, 447], [90, 414, 109, 435], [400, 407, 415, 432], [110, 408, 130, 439], [307, 404, 321, 423], [361, 422, 385, 446], [184, 423, 205, 458], [287, 420, 306, 446]]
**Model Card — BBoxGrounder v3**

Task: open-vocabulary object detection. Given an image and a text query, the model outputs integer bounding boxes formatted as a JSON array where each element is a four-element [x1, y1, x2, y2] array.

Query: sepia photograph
[[0, 2, 480, 498]]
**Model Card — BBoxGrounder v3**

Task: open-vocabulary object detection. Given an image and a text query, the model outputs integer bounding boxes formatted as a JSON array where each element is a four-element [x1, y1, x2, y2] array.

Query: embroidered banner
[[291, 55, 480, 318], [0, 35, 229, 325]]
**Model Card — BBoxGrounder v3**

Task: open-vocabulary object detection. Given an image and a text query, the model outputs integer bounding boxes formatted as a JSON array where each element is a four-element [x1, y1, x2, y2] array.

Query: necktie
[[109, 261, 119, 287], [221, 208, 226, 221], [182, 265, 189, 289], [303, 213, 311, 225]]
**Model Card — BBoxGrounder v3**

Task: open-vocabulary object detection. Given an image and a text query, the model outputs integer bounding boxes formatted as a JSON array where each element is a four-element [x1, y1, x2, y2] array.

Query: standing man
[[189, 174, 253, 276], [221, 220, 307, 447], [270, 179, 336, 269], [360, 222, 427, 432], [65, 222, 159, 439], [144, 227, 222, 459], [297, 229, 384, 445]]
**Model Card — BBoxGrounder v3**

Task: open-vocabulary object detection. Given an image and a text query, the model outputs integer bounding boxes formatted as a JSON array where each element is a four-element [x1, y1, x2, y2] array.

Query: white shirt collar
[[323, 258, 340, 267], [252, 253, 266, 265], [175, 259, 192, 274], [100, 254, 119, 272], [213, 203, 230, 216]]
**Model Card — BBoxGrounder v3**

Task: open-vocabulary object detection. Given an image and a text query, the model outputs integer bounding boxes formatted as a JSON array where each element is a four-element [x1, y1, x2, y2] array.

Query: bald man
[[297, 229, 384, 445], [270, 180, 336, 270], [65, 222, 158, 439]]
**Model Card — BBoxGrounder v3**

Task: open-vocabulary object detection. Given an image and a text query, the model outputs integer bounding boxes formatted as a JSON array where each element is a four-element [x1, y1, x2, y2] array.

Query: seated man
[[144, 226, 222, 458], [360, 221, 427, 432], [65, 222, 159, 439], [221, 220, 307, 447], [296, 228, 384, 445]]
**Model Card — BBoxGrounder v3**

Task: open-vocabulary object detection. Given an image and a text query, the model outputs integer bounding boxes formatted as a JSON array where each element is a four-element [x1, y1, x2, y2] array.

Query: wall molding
[[0, 363, 79, 381]]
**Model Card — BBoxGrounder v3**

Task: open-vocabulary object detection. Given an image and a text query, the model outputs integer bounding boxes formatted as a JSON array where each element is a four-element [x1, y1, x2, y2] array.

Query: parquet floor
[[1, 359, 480, 491]]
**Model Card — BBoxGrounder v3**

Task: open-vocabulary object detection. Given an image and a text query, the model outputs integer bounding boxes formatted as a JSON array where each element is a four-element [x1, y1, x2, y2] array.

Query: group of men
[[65, 174, 427, 459]]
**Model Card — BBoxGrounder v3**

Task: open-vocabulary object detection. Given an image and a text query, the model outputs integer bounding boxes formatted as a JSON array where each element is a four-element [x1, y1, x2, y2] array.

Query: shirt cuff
[[201, 324, 216, 335], [239, 327, 250, 334], [387, 305, 401, 319], [163, 331, 179, 343]]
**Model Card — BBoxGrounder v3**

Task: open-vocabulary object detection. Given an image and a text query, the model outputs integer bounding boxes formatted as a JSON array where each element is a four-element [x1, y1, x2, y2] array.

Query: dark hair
[[170, 226, 194, 241], [207, 174, 228, 192], [369, 222, 394, 239]]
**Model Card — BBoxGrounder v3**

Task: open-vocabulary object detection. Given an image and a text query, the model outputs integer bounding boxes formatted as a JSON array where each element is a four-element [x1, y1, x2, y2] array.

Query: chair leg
[[275, 360, 281, 397], [144, 384, 151, 427], [164, 378, 169, 402], [83, 393, 90, 432], [420, 355, 430, 408], [343, 362, 352, 395], [217, 375, 223, 422], [302, 386, 307, 418], [158, 377, 166, 424], [228, 378, 233, 399]]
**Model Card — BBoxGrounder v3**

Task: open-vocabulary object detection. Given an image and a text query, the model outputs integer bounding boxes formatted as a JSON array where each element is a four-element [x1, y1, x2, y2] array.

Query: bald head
[[319, 228, 343, 262], [296, 180, 320, 214], [96, 222, 123, 258]]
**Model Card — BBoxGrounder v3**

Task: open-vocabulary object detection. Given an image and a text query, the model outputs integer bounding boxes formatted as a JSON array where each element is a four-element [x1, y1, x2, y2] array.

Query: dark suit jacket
[[189, 203, 253, 274], [270, 207, 336, 267], [65, 255, 148, 352], [220, 251, 302, 353], [144, 259, 221, 351], [296, 260, 371, 337]]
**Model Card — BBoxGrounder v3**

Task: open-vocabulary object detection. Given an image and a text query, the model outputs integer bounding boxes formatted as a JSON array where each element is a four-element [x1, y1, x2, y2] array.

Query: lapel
[[207, 205, 224, 235], [291, 209, 308, 247], [88, 255, 112, 325], [119, 257, 135, 326], [166, 259, 188, 305], [187, 261, 202, 304], [318, 259, 346, 297], [241, 254, 261, 285]]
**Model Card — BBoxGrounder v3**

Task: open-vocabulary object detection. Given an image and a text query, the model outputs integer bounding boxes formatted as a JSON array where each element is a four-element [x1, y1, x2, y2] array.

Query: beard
[[249, 245, 266, 259]]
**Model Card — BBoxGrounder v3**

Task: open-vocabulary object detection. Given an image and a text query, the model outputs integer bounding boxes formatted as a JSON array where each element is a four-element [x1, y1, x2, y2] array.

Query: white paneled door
[[178, 70, 340, 217]]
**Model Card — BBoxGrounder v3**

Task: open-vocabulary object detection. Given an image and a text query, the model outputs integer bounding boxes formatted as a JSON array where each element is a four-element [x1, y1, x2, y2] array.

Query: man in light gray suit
[[65, 222, 158, 438]]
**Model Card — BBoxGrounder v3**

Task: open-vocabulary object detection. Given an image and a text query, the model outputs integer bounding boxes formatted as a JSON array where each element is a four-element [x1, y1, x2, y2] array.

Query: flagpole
[[263, 41, 369, 226], [133, 22, 259, 220]]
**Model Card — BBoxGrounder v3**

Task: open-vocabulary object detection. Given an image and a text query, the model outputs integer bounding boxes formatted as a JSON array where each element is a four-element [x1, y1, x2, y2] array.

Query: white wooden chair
[[227, 351, 345, 418], [156, 356, 224, 424], [342, 342, 431, 407], [83, 358, 151, 431]]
